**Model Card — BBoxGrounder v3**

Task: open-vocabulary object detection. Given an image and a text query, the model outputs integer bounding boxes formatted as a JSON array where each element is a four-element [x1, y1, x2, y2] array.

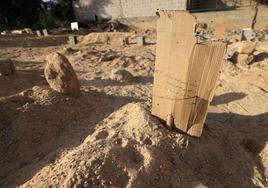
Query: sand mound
[[13, 103, 268, 188], [1, 28, 268, 188], [78, 32, 135, 46]]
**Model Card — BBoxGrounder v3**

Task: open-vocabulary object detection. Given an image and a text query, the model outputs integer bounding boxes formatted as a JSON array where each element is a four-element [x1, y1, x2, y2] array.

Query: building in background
[[72, 0, 260, 22], [73, 0, 187, 22]]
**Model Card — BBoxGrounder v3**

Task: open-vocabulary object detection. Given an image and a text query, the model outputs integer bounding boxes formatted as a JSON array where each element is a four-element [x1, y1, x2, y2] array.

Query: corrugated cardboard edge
[[184, 43, 226, 137]]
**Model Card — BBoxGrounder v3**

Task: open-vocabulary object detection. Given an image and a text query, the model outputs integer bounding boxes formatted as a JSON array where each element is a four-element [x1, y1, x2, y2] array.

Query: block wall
[[73, 0, 187, 22]]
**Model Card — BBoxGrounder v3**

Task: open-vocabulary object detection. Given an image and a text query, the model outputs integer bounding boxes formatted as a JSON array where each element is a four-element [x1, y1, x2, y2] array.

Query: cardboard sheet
[[152, 11, 226, 137]]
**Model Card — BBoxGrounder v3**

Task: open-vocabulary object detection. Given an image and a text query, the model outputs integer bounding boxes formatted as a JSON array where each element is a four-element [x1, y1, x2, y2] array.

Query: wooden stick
[[251, 0, 260, 30]]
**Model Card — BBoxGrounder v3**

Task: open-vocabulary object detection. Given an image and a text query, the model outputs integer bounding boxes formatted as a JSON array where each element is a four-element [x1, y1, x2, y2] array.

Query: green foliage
[[0, 0, 42, 28], [0, 0, 74, 30]]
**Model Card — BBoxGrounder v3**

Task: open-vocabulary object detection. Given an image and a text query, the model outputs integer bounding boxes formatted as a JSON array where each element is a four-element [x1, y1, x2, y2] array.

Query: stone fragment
[[44, 52, 80, 97], [237, 41, 257, 54], [110, 69, 134, 83], [236, 53, 254, 65]]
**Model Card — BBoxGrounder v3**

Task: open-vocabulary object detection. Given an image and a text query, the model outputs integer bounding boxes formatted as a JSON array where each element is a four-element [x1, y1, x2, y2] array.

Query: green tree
[[51, 0, 74, 22], [38, 0, 74, 29], [0, 0, 42, 28]]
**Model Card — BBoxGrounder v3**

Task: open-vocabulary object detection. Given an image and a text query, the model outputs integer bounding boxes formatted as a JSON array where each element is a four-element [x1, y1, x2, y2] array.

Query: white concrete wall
[[73, 0, 187, 22]]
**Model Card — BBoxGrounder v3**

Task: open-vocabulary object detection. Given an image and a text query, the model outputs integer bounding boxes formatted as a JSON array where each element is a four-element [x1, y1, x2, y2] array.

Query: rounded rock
[[44, 52, 80, 97]]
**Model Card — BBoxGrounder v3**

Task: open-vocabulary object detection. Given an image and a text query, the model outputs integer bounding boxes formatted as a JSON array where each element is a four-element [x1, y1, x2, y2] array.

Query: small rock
[[83, 181, 89, 187], [1, 31, 7, 35], [237, 41, 257, 54], [236, 53, 254, 65], [79, 160, 86, 166], [109, 69, 134, 83], [44, 52, 80, 97], [228, 38, 237, 44], [11, 30, 24, 34], [24, 28, 33, 34], [135, 56, 143, 61], [101, 53, 117, 62], [0, 58, 16, 76]]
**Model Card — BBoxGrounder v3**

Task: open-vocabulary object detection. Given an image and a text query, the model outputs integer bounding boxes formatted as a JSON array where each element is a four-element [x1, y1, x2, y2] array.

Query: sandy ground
[[0, 30, 268, 188]]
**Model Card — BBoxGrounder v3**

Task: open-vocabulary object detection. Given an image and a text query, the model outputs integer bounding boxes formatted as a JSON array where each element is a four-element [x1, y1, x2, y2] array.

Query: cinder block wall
[[73, 0, 187, 22]]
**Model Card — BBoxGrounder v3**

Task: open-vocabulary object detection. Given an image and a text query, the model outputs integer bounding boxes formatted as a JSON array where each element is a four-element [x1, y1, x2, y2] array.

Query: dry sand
[[0, 31, 268, 188]]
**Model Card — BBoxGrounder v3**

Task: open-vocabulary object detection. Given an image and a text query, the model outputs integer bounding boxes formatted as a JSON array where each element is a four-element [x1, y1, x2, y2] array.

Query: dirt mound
[[78, 32, 136, 46], [1, 28, 268, 188], [0, 84, 132, 188], [14, 103, 268, 188]]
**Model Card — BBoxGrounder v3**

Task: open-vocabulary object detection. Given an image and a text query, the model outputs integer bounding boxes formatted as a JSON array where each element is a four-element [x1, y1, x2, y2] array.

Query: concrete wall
[[121, 6, 268, 31], [73, 0, 187, 22], [194, 6, 268, 30]]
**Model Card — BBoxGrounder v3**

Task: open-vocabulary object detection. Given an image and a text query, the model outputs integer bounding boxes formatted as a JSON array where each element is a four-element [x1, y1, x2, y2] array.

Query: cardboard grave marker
[[71, 22, 79, 31], [152, 11, 226, 137]]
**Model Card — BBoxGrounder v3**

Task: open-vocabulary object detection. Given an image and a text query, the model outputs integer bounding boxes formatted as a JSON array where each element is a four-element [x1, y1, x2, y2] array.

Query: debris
[[241, 28, 253, 41], [99, 19, 129, 32], [196, 22, 208, 31], [71, 22, 79, 31], [228, 41, 256, 65], [1, 31, 7, 35], [107, 19, 120, 32], [100, 51, 118, 62], [236, 53, 254, 65], [109, 69, 134, 83], [237, 41, 257, 54], [152, 11, 226, 137], [11, 30, 24, 35], [24, 28, 33, 34], [0, 59, 16, 76], [62, 47, 78, 55], [44, 52, 80, 97]]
